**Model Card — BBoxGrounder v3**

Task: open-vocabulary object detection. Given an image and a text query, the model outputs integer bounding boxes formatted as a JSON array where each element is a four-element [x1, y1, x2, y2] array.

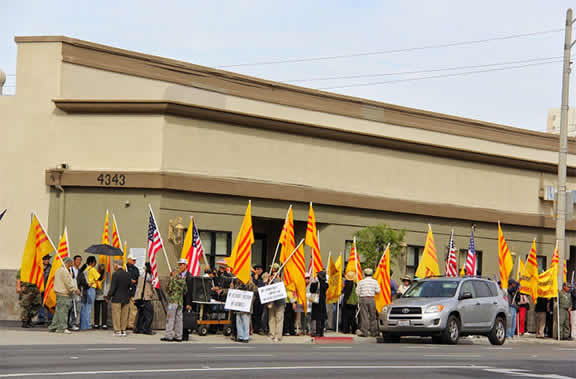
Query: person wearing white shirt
[[356, 268, 380, 337]]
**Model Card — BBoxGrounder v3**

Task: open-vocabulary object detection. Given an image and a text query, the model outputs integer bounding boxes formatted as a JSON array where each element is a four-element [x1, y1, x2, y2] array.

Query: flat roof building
[[1, 36, 576, 319]]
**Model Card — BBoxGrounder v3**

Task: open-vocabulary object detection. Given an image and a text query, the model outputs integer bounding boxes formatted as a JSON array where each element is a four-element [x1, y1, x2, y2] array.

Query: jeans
[[236, 313, 251, 341], [80, 287, 96, 330], [507, 306, 517, 338]]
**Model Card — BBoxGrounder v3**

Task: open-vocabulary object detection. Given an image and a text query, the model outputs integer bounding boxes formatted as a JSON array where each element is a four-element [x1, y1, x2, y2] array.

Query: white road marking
[[484, 368, 574, 378], [314, 346, 352, 349], [404, 346, 439, 349], [0, 365, 493, 377], [69, 357, 79, 360], [556, 348, 576, 351], [424, 354, 482, 358], [209, 346, 255, 349], [484, 347, 512, 350], [196, 354, 274, 358], [84, 348, 137, 351]]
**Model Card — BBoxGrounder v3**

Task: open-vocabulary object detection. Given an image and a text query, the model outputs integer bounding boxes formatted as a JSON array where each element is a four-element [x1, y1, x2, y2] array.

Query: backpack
[[77, 268, 90, 290]]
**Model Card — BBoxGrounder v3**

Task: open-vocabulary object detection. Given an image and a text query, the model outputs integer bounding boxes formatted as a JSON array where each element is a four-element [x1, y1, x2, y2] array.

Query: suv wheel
[[441, 315, 460, 344], [381, 333, 400, 343], [488, 316, 506, 345]]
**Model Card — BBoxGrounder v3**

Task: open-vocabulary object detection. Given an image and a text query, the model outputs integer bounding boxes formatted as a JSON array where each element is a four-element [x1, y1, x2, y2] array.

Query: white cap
[[176, 258, 188, 265], [127, 255, 136, 261]]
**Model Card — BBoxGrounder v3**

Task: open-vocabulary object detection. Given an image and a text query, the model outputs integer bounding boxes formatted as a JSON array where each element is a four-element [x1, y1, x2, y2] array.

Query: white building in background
[[547, 108, 576, 136]]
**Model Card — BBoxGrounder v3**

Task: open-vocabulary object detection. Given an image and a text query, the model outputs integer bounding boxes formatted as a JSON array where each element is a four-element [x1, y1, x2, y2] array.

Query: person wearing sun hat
[[398, 275, 412, 296], [341, 271, 359, 334]]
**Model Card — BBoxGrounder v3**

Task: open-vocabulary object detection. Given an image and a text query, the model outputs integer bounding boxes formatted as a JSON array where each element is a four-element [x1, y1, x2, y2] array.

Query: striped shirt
[[356, 277, 380, 297]]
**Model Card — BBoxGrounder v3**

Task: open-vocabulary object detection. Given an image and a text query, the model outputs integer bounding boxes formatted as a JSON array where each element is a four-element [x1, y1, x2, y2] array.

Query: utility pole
[[556, 8, 574, 286]]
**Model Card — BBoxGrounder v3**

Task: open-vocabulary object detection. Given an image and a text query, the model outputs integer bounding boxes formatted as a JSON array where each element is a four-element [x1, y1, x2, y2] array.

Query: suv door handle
[[475, 302, 481, 305], [492, 302, 497, 305]]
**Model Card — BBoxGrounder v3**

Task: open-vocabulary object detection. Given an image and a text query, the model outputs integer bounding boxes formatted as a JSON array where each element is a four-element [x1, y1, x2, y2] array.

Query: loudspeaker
[[191, 276, 212, 302]]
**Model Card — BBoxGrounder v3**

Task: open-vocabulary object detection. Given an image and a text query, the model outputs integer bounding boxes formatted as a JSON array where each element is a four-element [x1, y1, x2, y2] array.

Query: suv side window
[[460, 280, 476, 298], [487, 282, 499, 297], [472, 281, 491, 298]]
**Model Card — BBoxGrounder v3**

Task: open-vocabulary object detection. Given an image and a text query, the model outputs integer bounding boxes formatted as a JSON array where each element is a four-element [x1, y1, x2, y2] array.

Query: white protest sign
[[224, 289, 253, 313], [258, 282, 287, 304]]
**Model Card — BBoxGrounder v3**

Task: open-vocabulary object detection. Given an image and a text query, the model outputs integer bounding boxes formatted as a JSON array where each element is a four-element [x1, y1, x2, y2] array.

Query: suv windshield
[[403, 280, 459, 298]]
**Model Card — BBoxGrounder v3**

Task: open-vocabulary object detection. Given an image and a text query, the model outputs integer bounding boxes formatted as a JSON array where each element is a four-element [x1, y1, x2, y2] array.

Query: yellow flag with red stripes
[[99, 210, 111, 273], [305, 203, 324, 277], [326, 254, 342, 304], [498, 223, 514, 289], [279, 207, 296, 289], [374, 244, 392, 312], [415, 225, 440, 278], [344, 238, 363, 282], [20, 214, 53, 291], [520, 240, 539, 302], [226, 202, 254, 283], [285, 243, 308, 313], [43, 228, 70, 309]]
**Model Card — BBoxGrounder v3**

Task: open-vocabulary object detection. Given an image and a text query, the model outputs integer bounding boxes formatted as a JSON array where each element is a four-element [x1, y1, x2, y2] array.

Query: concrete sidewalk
[[1, 321, 574, 346]]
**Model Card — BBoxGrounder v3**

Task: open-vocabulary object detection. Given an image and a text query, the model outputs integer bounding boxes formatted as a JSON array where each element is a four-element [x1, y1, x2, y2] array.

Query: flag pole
[[148, 204, 172, 271], [270, 239, 305, 283], [336, 252, 342, 334], [270, 205, 292, 270], [113, 214, 126, 270]]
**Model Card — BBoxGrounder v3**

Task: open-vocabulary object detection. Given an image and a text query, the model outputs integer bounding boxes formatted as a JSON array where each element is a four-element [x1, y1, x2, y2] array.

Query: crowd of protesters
[[18, 254, 576, 343]]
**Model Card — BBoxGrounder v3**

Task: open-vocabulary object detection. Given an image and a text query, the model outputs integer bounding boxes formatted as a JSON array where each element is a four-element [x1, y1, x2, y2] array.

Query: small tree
[[354, 224, 406, 270]]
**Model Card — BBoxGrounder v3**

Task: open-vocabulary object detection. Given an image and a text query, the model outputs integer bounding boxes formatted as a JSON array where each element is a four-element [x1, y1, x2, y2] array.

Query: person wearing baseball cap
[[161, 258, 188, 342], [48, 257, 80, 334], [356, 268, 380, 337], [125, 255, 140, 330]]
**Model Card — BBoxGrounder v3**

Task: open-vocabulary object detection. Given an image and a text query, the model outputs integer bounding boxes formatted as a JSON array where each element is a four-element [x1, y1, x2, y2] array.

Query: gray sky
[[1, 1, 575, 131]]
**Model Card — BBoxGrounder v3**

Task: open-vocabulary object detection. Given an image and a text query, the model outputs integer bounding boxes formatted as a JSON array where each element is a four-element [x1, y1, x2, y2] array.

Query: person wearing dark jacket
[[106, 260, 132, 337], [310, 270, 329, 337], [251, 265, 266, 334], [125, 256, 140, 330], [341, 272, 358, 334]]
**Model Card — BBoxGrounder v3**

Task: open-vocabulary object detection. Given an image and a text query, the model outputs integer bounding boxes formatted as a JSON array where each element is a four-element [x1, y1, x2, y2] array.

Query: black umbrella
[[85, 244, 124, 256]]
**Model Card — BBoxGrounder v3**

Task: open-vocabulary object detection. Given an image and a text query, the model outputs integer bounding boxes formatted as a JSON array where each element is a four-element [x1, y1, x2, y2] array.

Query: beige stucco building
[[2, 36, 576, 319]]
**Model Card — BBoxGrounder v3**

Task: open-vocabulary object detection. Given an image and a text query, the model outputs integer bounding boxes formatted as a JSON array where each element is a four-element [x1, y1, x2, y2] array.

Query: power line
[[217, 29, 562, 68], [318, 60, 563, 90], [285, 56, 563, 83]]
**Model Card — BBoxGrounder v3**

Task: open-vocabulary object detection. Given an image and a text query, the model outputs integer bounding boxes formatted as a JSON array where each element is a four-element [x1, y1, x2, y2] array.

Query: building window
[[406, 246, 423, 277], [536, 256, 547, 273], [199, 230, 232, 268], [458, 249, 483, 275]]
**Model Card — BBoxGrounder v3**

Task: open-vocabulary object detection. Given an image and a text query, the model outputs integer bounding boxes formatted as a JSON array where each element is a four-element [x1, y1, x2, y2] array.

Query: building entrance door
[[253, 233, 268, 268]]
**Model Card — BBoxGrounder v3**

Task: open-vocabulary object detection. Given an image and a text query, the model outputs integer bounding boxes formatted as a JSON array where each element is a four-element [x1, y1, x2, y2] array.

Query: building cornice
[[17, 35, 576, 154], [45, 169, 574, 230], [53, 99, 576, 176]]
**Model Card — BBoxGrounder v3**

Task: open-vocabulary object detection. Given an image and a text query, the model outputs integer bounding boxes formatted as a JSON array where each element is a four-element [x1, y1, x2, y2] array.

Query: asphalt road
[[1, 342, 576, 378]]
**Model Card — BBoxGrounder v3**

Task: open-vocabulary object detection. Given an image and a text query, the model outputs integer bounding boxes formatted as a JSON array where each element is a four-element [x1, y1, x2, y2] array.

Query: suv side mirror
[[460, 291, 473, 300]]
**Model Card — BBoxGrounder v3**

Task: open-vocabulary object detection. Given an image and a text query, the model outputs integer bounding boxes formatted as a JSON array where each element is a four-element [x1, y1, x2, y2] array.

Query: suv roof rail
[[415, 275, 498, 281]]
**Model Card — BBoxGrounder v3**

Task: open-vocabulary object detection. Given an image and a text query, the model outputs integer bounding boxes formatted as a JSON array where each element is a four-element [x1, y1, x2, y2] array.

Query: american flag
[[186, 220, 205, 276], [147, 211, 162, 289], [465, 226, 477, 276], [445, 230, 458, 277]]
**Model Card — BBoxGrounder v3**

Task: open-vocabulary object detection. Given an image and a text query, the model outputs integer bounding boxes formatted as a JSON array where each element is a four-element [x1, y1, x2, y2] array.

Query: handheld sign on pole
[[258, 282, 288, 304], [224, 289, 253, 313]]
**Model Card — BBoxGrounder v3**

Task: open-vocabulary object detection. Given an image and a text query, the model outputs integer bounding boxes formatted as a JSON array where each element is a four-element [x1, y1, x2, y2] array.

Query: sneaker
[[71, 326, 80, 331], [63, 329, 72, 334], [121, 331, 127, 337], [102, 325, 108, 330], [113, 332, 122, 337], [160, 337, 173, 342], [93, 325, 100, 329]]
